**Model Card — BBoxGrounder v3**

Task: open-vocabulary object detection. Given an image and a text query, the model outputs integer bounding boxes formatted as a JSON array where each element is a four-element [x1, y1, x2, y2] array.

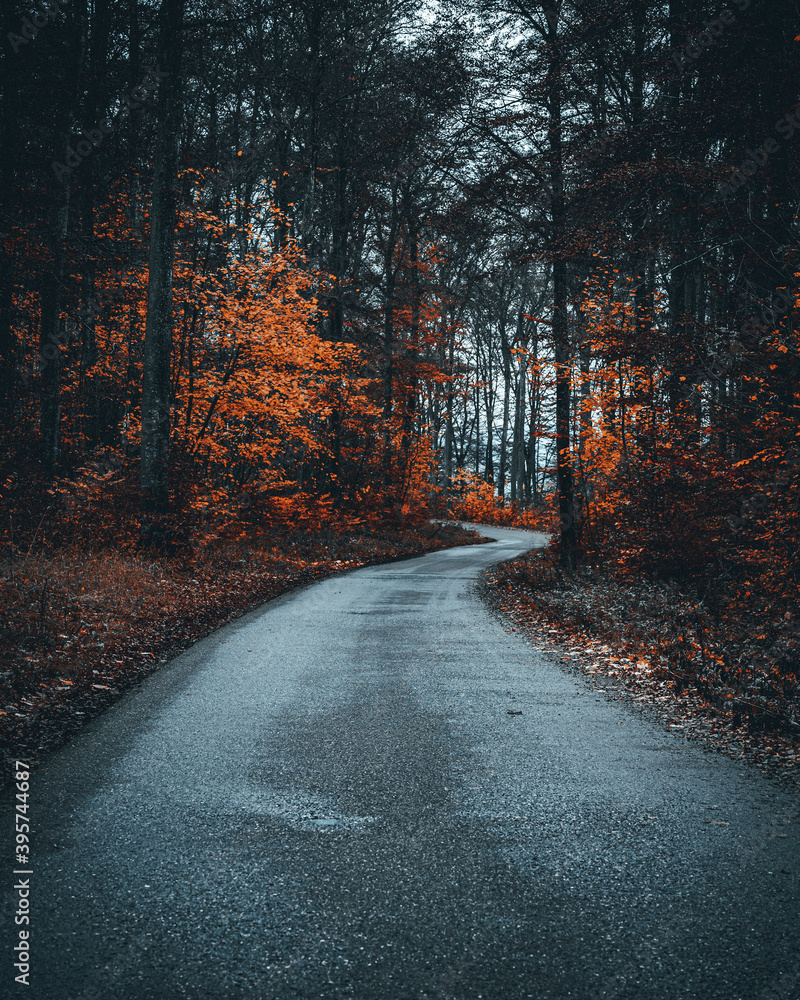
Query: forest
[[1, 0, 799, 763]]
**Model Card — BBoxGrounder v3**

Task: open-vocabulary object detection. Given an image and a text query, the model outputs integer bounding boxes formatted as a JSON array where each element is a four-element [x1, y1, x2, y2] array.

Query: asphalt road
[[4, 525, 800, 1000]]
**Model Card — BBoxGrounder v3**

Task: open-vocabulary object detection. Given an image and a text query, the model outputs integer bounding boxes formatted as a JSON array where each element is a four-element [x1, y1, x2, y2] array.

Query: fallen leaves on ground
[[0, 522, 485, 777], [484, 549, 800, 788]]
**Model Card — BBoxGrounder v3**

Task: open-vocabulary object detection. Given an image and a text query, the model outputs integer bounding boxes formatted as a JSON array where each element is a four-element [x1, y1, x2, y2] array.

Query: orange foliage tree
[[573, 266, 800, 614], [2, 175, 459, 537]]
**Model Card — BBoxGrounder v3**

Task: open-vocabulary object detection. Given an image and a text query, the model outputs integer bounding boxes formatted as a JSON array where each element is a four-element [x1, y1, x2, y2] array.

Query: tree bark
[[39, 177, 71, 478], [141, 0, 185, 507], [0, 30, 20, 410], [498, 314, 512, 501], [547, 6, 576, 566], [39, 3, 83, 478]]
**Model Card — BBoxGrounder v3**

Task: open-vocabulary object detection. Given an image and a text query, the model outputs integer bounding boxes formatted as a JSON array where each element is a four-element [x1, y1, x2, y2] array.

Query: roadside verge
[[481, 546, 800, 787], [0, 522, 486, 776]]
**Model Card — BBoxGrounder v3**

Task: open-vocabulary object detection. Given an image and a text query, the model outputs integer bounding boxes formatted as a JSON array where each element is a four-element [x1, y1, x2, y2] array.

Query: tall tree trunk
[[524, 328, 540, 503], [140, 0, 185, 508], [77, 0, 111, 451], [443, 318, 455, 486], [484, 376, 494, 486], [0, 27, 20, 410], [515, 351, 527, 504], [39, 2, 83, 478], [400, 226, 420, 476], [382, 269, 395, 482], [474, 378, 481, 478], [498, 318, 512, 502], [547, 6, 576, 566], [40, 177, 71, 478]]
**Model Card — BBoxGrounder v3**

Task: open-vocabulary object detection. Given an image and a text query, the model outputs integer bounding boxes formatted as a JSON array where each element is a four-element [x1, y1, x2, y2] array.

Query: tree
[[140, 0, 186, 508]]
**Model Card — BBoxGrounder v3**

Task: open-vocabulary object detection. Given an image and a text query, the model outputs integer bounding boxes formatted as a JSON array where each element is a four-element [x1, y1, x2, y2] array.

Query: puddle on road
[[347, 609, 417, 615], [231, 784, 379, 833]]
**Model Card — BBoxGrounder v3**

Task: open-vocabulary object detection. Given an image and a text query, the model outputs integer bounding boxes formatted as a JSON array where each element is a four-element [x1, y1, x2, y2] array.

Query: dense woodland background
[[1, 0, 800, 736]]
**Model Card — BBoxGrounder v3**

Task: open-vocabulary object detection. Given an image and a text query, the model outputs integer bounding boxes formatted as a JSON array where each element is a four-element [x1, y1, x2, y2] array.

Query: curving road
[[5, 525, 800, 999]]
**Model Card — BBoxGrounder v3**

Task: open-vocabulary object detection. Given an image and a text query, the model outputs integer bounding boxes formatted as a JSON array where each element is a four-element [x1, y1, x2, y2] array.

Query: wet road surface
[[6, 526, 800, 999]]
